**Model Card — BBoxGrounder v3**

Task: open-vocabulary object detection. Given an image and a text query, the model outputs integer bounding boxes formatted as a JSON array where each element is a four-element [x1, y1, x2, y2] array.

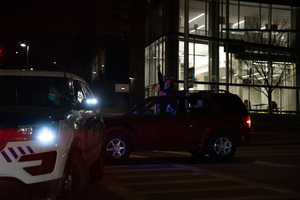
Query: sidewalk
[[251, 114, 300, 146], [252, 131, 300, 146]]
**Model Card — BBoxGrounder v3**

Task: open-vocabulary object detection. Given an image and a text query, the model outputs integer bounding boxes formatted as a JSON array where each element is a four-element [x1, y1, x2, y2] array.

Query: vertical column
[[225, 0, 230, 90], [208, 0, 220, 90], [165, 0, 179, 80], [291, 8, 300, 113]]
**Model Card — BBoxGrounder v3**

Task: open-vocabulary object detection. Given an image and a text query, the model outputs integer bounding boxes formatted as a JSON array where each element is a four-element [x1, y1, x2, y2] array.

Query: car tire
[[89, 150, 105, 183], [207, 132, 236, 161], [57, 150, 89, 200], [188, 149, 207, 158], [105, 133, 131, 163]]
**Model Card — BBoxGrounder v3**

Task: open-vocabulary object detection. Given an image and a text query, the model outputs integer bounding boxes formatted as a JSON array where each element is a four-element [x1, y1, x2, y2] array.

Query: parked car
[[0, 70, 105, 200], [104, 90, 253, 163]]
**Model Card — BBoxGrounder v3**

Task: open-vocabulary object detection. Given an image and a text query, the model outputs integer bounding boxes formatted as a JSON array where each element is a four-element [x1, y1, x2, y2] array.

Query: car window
[[73, 80, 91, 103], [212, 95, 243, 113], [156, 97, 179, 115], [0, 76, 67, 108], [125, 97, 156, 115], [185, 95, 212, 114]]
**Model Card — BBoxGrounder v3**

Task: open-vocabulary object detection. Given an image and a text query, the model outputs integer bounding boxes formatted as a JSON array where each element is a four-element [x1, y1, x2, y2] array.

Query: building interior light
[[233, 20, 245, 27], [189, 13, 204, 23]]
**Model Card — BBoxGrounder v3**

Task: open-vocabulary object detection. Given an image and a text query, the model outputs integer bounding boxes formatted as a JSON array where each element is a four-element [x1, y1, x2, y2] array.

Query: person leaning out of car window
[[156, 64, 190, 97]]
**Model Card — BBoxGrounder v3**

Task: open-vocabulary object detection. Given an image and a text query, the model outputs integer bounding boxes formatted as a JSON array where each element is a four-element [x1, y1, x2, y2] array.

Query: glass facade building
[[145, 0, 300, 114]]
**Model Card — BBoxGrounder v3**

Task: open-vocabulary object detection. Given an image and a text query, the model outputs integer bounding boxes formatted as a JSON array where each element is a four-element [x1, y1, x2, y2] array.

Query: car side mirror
[[76, 98, 100, 110]]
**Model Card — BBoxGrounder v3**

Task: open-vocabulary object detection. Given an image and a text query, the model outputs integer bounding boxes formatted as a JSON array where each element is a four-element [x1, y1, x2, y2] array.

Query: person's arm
[[157, 64, 164, 88]]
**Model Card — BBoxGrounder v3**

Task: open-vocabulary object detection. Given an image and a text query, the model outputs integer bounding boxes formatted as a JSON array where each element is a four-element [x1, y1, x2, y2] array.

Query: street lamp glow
[[19, 42, 29, 68]]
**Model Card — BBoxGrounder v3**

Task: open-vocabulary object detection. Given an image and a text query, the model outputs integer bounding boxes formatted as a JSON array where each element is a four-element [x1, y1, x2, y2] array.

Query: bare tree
[[232, 15, 299, 114]]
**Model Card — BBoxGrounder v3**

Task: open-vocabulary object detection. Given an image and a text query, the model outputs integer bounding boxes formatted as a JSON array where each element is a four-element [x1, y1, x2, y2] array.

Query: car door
[[73, 79, 103, 164], [158, 97, 185, 150], [134, 96, 182, 151], [179, 95, 212, 149], [133, 99, 162, 150]]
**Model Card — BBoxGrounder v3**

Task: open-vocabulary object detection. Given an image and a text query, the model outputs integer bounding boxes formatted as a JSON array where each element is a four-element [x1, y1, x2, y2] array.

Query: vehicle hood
[[0, 106, 68, 126]]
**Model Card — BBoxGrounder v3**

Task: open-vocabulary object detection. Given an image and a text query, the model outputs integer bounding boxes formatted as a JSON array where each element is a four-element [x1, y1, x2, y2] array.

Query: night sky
[[0, 0, 97, 80], [0, 0, 96, 36]]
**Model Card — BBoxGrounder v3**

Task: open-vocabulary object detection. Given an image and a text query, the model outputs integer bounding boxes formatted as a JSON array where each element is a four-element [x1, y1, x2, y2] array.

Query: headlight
[[7, 123, 58, 142], [87, 98, 98, 104], [36, 126, 56, 143]]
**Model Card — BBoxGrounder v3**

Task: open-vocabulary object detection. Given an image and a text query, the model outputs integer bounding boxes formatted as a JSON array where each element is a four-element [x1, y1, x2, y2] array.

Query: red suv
[[104, 90, 253, 163]]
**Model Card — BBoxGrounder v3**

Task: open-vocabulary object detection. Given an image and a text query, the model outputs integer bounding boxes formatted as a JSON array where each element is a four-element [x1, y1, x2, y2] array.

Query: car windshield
[[124, 97, 156, 115], [0, 76, 69, 108]]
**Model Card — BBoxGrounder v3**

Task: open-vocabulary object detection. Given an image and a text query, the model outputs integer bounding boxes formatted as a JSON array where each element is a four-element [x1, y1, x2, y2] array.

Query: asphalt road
[[87, 145, 300, 200]]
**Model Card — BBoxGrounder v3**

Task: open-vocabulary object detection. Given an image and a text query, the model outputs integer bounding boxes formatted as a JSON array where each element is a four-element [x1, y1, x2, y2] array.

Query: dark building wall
[[92, 0, 146, 109], [91, 40, 129, 109], [129, 0, 147, 107]]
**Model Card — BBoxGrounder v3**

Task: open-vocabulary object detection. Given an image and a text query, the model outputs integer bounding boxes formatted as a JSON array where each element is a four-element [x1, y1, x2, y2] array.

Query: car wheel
[[57, 151, 89, 200], [89, 150, 105, 183], [106, 133, 131, 163], [188, 149, 207, 158], [207, 133, 236, 161]]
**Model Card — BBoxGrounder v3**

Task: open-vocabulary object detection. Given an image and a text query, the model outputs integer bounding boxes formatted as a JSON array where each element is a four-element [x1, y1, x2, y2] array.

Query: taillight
[[244, 116, 251, 128]]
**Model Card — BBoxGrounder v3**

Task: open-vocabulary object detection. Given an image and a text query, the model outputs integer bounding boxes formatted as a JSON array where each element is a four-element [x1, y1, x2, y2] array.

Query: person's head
[[164, 78, 172, 90], [48, 87, 61, 104], [164, 77, 177, 90], [195, 100, 203, 108]]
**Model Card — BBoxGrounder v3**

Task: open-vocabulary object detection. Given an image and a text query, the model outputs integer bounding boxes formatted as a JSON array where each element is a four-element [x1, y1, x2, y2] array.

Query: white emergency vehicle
[[0, 70, 105, 200]]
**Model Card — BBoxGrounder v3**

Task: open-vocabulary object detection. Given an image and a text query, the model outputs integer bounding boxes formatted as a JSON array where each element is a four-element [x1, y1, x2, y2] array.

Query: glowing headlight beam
[[87, 99, 98, 104], [37, 127, 56, 143]]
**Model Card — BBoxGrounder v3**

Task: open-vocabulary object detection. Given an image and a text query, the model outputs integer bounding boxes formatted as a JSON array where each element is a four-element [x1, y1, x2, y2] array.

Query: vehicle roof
[[0, 69, 83, 80]]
